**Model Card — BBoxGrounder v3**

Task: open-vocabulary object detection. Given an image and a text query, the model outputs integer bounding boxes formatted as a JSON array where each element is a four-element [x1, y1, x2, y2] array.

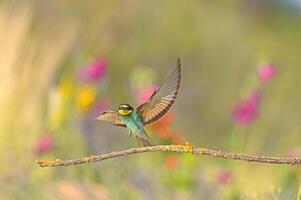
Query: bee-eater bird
[[96, 58, 181, 147]]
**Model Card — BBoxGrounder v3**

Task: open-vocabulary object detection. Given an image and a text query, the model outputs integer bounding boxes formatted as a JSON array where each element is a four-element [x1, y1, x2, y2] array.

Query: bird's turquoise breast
[[120, 111, 144, 133]]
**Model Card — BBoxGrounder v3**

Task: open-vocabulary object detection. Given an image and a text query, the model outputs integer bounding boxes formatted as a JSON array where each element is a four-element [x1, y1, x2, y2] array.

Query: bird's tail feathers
[[136, 136, 153, 147]]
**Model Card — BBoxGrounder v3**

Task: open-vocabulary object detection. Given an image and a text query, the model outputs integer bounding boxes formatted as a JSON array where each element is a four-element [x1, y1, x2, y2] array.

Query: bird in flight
[[96, 58, 181, 147]]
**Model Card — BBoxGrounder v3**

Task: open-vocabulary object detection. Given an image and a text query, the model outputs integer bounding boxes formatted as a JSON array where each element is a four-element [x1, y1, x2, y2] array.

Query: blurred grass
[[0, 0, 301, 199]]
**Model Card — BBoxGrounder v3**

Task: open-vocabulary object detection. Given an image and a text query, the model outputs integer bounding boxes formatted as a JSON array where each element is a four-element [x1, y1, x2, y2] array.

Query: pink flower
[[232, 90, 261, 125], [171, 132, 186, 144], [34, 134, 54, 155], [216, 170, 232, 184], [89, 100, 109, 118], [286, 147, 301, 158], [258, 63, 276, 82], [164, 155, 178, 171], [137, 84, 158, 104], [78, 59, 106, 82]]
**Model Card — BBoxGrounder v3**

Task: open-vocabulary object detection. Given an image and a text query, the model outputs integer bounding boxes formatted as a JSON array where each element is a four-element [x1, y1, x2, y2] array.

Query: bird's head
[[118, 104, 134, 116]]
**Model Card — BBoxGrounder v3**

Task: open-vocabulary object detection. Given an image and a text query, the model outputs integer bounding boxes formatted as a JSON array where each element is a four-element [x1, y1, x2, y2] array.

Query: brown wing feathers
[[137, 58, 181, 125], [96, 58, 181, 128], [95, 110, 126, 127]]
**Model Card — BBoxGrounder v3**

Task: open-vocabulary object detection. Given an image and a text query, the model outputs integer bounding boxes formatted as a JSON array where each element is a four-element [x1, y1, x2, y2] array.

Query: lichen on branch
[[36, 144, 301, 167]]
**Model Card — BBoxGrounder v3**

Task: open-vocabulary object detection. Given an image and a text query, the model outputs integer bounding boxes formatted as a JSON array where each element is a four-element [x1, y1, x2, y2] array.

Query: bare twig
[[36, 144, 301, 167]]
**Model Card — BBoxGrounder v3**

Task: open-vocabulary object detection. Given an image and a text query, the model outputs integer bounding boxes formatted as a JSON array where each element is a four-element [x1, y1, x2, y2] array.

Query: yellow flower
[[48, 77, 73, 128], [75, 86, 96, 113], [58, 77, 73, 100], [48, 87, 65, 129]]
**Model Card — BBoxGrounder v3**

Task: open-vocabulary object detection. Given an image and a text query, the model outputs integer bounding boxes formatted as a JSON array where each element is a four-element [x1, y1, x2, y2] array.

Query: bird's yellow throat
[[118, 109, 131, 116]]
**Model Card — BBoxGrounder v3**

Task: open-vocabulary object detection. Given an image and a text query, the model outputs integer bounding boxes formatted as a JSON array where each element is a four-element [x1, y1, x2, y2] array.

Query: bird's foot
[[128, 130, 132, 137]]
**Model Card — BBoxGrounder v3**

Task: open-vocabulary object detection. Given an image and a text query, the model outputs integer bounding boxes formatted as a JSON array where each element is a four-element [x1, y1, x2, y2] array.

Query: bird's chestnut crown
[[118, 104, 133, 116]]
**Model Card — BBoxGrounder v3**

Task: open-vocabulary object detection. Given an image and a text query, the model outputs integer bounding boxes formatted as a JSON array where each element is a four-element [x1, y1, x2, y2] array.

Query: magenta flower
[[89, 100, 109, 118], [258, 63, 276, 82], [137, 84, 158, 104], [216, 170, 232, 184], [232, 90, 261, 125], [34, 133, 54, 155], [78, 59, 106, 82], [286, 147, 301, 158]]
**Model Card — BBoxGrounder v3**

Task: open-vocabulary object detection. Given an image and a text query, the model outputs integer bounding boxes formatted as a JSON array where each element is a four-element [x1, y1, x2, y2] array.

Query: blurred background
[[0, 0, 301, 199]]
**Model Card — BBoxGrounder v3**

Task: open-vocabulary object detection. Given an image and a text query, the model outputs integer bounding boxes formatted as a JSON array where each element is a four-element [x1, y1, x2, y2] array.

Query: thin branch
[[36, 144, 301, 167]]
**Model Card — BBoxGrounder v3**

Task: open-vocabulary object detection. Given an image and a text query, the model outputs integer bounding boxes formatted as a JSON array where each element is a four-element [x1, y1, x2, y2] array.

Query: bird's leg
[[128, 130, 132, 137]]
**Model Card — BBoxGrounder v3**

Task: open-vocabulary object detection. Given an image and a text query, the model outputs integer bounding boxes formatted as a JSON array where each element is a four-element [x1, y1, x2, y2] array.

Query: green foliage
[[1, 0, 301, 199]]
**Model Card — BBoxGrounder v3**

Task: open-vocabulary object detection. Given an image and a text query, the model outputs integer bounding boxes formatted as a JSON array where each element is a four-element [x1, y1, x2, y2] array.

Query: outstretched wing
[[95, 110, 126, 127], [136, 57, 181, 125]]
